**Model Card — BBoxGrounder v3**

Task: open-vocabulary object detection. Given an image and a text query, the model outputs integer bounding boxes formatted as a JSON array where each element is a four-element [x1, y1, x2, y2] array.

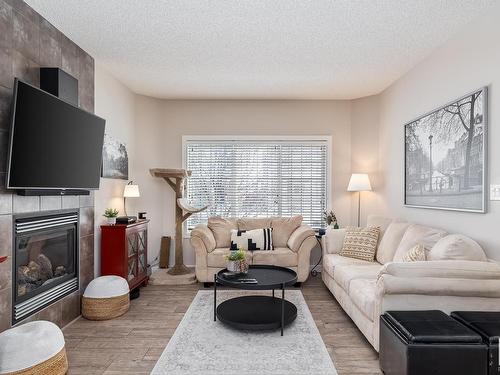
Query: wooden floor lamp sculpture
[[150, 168, 208, 276]]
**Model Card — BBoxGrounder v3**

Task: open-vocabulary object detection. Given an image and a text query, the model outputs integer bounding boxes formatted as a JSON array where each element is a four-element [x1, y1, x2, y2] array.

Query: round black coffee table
[[214, 265, 298, 336]]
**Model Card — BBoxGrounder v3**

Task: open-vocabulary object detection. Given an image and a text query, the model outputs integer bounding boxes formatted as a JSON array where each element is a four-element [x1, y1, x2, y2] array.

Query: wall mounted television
[[6, 79, 106, 195]]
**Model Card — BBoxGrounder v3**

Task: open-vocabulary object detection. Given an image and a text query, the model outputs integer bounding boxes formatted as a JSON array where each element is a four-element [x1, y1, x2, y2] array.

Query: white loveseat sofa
[[322, 215, 500, 351]]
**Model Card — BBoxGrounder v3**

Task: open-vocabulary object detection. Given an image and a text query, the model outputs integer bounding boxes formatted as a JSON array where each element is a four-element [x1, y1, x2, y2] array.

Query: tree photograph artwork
[[404, 88, 487, 212], [102, 134, 129, 180]]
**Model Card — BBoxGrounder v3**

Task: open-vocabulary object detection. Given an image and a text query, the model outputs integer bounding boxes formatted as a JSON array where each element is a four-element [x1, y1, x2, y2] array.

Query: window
[[184, 137, 330, 231]]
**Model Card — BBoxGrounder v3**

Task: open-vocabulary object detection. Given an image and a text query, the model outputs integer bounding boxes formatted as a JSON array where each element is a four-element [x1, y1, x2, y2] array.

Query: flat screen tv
[[7, 79, 106, 192]]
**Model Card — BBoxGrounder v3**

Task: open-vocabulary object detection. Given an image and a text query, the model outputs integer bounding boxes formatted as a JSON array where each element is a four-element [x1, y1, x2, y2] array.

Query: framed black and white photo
[[404, 87, 487, 213], [101, 133, 129, 180]]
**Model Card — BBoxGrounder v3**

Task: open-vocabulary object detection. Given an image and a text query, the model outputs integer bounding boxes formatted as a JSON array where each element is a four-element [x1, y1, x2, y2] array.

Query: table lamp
[[123, 180, 140, 218], [347, 174, 372, 227]]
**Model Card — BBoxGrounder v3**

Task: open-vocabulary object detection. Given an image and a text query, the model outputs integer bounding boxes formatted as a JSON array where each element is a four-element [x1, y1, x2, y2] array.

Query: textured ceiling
[[26, 0, 495, 99]]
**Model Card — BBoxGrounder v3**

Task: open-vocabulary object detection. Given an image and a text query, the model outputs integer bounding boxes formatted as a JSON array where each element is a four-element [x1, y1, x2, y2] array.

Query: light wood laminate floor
[[63, 275, 382, 374]]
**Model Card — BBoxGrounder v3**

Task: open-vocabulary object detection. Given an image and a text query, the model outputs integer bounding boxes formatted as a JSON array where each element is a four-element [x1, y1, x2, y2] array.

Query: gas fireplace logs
[[17, 254, 67, 297]]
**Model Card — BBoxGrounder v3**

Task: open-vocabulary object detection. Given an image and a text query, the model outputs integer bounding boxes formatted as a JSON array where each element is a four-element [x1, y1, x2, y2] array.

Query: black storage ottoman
[[451, 311, 500, 375], [380, 310, 487, 375]]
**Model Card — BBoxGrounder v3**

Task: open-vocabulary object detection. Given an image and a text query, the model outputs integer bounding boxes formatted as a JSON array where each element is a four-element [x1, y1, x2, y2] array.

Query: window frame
[[182, 135, 332, 237]]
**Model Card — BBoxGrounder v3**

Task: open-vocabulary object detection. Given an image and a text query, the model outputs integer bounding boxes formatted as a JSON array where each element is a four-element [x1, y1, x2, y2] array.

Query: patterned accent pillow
[[402, 244, 426, 262], [230, 228, 273, 251], [339, 226, 380, 261]]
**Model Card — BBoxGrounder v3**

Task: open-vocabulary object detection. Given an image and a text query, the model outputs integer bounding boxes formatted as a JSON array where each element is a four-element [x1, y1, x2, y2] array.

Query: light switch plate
[[490, 185, 500, 201]]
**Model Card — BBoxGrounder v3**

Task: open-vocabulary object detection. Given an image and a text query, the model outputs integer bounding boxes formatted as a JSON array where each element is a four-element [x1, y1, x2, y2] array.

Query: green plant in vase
[[103, 208, 119, 225], [224, 249, 249, 274], [323, 210, 339, 229]]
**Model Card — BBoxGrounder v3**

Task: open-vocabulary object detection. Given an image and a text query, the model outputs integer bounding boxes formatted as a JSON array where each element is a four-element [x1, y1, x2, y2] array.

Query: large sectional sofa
[[191, 216, 317, 283], [322, 215, 500, 351]]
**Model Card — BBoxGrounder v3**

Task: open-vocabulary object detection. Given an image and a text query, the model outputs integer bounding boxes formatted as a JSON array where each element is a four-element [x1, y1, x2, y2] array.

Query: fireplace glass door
[[15, 224, 77, 303]]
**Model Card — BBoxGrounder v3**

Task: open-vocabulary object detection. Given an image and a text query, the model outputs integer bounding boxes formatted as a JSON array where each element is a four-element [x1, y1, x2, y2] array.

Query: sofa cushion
[[322, 254, 374, 277], [402, 244, 426, 262], [429, 234, 487, 261], [252, 248, 298, 267], [340, 226, 380, 261], [230, 228, 273, 250], [393, 224, 447, 262], [271, 216, 302, 248], [366, 215, 393, 246], [325, 228, 346, 254], [378, 260, 500, 280], [238, 217, 272, 231], [207, 248, 252, 268], [208, 217, 238, 248], [334, 263, 382, 292], [376, 221, 410, 264], [349, 278, 377, 320]]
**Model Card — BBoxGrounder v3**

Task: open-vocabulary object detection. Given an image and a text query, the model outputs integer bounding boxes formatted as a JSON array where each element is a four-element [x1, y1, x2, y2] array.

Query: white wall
[[132, 99, 353, 266], [377, 3, 500, 259], [94, 64, 137, 275]]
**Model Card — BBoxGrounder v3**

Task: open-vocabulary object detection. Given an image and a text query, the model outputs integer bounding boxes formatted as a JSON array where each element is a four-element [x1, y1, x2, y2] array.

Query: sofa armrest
[[378, 260, 500, 280], [297, 236, 318, 282], [190, 224, 216, 253], [323, 228, 346, 255], [287, 225, 315, 253], [377, 274, 500, 298]]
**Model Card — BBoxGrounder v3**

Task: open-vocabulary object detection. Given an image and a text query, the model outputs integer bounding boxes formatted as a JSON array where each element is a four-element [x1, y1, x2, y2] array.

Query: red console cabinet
[[100, 220, 149, 290]]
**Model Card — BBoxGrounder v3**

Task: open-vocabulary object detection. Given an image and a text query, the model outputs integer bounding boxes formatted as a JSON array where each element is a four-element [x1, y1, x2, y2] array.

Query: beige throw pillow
[[339, 226, 380, 262], [271, 216, 303, 248], [429, 234, 487, 261], [402, 244, 426, 262], [207, 217, 238, 248]]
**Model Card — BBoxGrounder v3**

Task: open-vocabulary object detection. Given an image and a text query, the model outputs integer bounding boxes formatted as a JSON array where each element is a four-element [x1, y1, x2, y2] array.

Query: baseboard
[[62, 315, 81, 330], [151, 264, 160, 273]]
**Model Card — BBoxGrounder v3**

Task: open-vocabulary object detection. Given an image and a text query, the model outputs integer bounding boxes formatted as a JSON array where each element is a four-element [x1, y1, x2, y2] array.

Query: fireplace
[[13, 210, 79, 323]]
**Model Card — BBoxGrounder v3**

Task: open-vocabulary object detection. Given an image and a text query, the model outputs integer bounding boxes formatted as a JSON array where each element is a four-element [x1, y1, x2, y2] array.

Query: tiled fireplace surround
[[0, 0, 95, 332]]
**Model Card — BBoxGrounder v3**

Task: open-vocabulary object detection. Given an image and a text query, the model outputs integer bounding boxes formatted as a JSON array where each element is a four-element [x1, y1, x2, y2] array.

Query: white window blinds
[[185, 139, 328, 230]]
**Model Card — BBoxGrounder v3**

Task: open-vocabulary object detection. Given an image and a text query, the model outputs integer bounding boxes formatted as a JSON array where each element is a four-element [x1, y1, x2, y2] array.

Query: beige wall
[[94, 64, 137, 274], [377, 4, 500, 260], [350, 95, 383, 226], [132, 99, 353, 266], [95, 2, 500, 267]]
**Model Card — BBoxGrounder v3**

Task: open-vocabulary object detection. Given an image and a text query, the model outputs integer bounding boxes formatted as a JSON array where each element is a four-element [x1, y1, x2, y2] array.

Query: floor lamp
[[347, 174, 372, 227]]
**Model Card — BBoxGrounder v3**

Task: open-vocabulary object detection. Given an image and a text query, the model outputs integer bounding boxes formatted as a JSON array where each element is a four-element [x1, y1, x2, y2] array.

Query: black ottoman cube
[[380, 310, 487, 375], [451, 311, 500, 375]]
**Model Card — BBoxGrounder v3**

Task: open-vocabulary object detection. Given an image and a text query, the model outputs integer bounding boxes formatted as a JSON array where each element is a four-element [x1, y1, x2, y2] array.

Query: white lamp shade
[[124, 184, 140, 197], [347, 174, 372, 192]]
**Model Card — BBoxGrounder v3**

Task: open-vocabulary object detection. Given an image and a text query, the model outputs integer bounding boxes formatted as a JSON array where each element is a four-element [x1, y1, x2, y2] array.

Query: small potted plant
[[323, 210, 339, 229], [224, 249, 249, 274], [103, 208, 119, 225]]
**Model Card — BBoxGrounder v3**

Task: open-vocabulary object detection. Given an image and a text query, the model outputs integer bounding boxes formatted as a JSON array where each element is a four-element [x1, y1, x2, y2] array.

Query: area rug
[[151, 290, 337, 375]]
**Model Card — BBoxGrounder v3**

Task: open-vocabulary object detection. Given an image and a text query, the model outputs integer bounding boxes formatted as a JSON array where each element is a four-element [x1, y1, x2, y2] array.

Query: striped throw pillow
[[339, 226, 380, 261], [230, 228, 273, 251], [402, 244, 426, 262]]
